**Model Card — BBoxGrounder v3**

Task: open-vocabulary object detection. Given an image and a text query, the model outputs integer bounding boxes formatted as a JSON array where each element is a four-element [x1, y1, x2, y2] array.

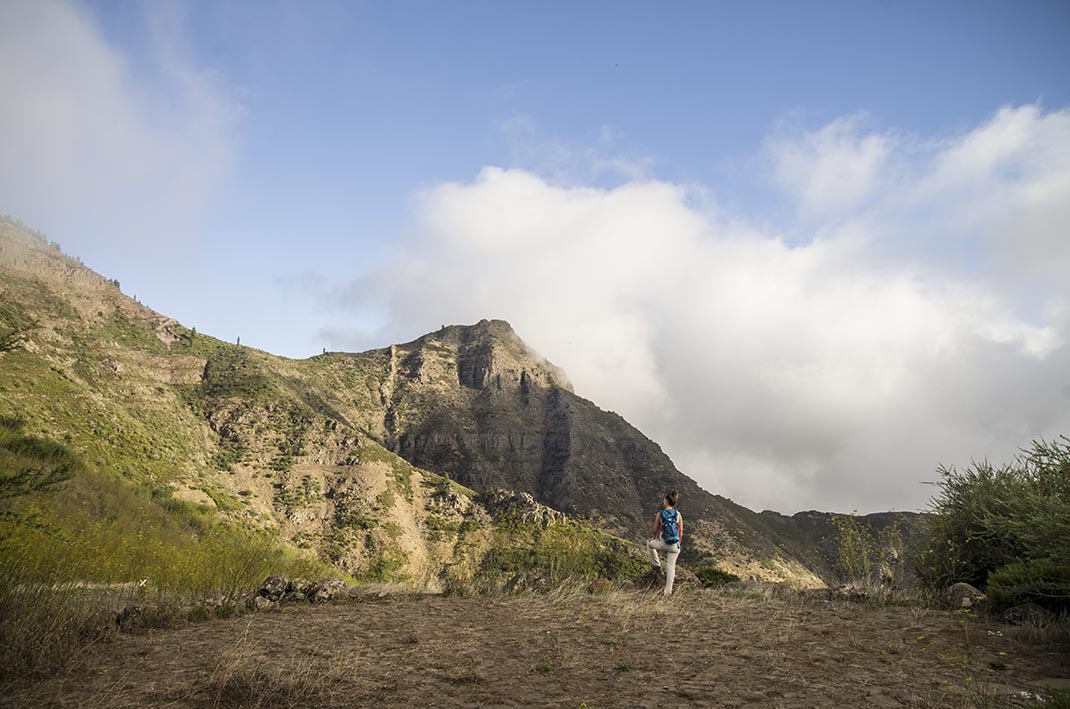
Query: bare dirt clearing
[[4, 589, 1067, 708]]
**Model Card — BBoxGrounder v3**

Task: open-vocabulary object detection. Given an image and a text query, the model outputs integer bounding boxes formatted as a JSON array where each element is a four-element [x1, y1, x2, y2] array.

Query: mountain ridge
[[0, 217, 921, 586]]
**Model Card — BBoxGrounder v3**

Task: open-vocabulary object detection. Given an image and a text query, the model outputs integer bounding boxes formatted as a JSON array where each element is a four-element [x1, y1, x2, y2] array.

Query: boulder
[[259, 574, 290, 602], [250, 595, 275, 611], [947, 582, 985, 609], [311, 577, 348, 603], [1002, 603, 1056, 626]]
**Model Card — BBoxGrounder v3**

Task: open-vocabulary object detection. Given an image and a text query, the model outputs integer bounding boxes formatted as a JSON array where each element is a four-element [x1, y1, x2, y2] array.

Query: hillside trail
[[4, 589, 1068, 708]]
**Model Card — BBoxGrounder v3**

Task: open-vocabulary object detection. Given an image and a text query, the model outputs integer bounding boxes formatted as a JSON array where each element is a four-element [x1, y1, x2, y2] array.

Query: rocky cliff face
[[302, 321, 831, 585]]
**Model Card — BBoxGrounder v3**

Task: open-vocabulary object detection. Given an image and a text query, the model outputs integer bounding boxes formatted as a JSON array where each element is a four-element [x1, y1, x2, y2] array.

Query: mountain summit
[[316, 317, 841, 584]]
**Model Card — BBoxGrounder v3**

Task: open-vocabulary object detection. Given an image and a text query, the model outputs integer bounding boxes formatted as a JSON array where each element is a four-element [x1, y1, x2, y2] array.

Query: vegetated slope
[[0, 218, 914, 587], [0, 219, 490, 585]]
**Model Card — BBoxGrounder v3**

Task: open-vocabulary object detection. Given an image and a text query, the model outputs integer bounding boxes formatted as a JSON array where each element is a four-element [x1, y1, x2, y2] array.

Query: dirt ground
[[3, 588, 1068, 708]]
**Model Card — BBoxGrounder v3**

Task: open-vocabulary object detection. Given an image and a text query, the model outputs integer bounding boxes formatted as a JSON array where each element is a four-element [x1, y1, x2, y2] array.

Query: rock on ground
[[1002, 603, 1056, 626], [259, 574, 290, 602], [946, 582, 985, 609]]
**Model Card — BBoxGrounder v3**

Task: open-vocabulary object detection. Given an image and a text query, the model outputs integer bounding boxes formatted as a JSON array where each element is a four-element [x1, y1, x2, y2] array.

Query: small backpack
[[660, 508, 680, 544]]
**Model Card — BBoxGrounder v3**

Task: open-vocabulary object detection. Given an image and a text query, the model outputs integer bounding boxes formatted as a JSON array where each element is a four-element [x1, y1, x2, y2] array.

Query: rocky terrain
[[0, 217, 920, 586]]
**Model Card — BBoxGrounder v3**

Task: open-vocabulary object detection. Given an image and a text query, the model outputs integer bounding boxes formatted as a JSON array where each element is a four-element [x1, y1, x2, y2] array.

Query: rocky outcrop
[[258, 574, 290, 602], [480, 489, 565, 528], [255, 575, 350, 607]]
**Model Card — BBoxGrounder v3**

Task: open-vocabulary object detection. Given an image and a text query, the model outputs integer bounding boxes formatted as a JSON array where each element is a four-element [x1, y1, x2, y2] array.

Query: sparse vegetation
[[693, 565, 741, 588], [0, 319, 36, 354], [275, 475, 322, 509], [209, 440, 244, 471], [6, 587, 1067, 707], [0, 415, 79, 536], [830, 512, 905, 587]]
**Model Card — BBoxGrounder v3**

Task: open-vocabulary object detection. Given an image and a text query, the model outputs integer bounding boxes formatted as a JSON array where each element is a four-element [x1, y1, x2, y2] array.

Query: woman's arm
[[652, 512, 661, 538]]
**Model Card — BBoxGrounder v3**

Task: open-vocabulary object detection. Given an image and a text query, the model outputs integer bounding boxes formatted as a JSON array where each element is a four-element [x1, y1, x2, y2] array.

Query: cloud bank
[[0, 0, 237, 252], [327, 105, 1070, 513]]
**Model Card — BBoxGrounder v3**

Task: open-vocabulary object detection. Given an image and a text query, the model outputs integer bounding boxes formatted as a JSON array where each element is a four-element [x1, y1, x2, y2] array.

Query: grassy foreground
[[2, 584, 1067, 708]]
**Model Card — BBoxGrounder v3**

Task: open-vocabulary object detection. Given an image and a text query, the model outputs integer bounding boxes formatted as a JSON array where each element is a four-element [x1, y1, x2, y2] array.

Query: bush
[[986, 562, 1070, 614], [482, 517, 646, 586], [829, 513, 904, 586], [693, 566, 741, 588], [916, 436, 1070, 592]]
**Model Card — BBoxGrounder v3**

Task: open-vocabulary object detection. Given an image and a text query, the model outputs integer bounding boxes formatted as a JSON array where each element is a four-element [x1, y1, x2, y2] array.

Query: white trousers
[[647, 538, 681, 595]]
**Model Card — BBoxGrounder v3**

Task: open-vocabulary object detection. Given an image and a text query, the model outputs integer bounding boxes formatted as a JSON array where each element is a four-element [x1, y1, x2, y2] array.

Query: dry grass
[[3, 585, 1067, 708], [197, 619, 362, 709], [0, 581, 117, 681], [1001, 616, 1070, 650]]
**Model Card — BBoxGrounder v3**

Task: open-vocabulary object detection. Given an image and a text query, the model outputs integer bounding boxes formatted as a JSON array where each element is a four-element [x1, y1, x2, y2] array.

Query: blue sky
[[2, 0, 1069, 513]]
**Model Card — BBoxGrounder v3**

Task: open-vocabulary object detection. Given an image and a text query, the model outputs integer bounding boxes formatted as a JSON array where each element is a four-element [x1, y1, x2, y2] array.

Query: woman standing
[[647, 489, 683, 595]]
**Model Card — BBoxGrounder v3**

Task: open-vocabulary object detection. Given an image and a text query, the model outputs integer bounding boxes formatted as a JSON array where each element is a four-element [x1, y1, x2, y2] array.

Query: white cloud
[[0, 0, 238, 253], [767, 114, 893, 218], [917, 106, 1070, 285], [329, 105, 1070, 514]]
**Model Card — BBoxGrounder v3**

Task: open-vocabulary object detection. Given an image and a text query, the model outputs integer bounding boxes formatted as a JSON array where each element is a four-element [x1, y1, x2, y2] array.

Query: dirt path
[[4, 589, 1068, 708]]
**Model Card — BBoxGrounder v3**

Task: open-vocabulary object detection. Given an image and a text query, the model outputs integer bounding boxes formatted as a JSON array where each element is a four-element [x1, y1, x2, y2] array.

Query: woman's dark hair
[[665, 489, 679, 506]]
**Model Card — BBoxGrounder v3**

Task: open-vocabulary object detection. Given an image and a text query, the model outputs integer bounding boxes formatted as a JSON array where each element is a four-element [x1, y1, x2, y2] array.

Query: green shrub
[[986, 562, 1070, 614], [593, 549, 647, 580], [360, 549, 407, 581], [210, 441, 244, 471], [693, 566, 741, 588], [915, 436, 1070, 591]]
